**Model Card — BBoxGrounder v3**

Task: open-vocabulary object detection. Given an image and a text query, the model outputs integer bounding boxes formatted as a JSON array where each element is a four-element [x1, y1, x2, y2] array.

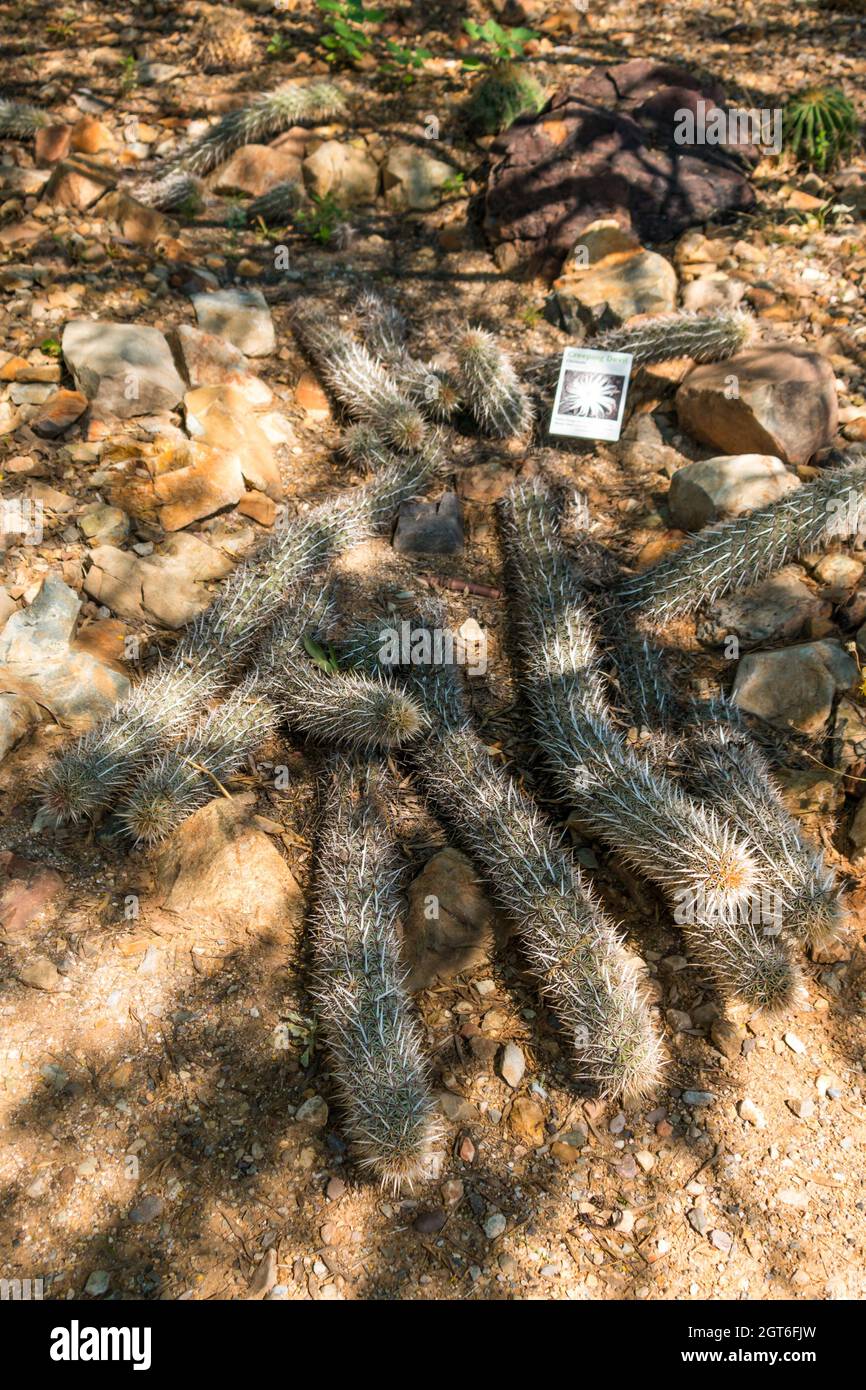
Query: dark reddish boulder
[[484, 60, 758, 279]]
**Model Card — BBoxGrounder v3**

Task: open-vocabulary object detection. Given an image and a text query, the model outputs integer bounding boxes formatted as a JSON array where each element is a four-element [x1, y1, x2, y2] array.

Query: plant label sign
[[548, 347, 633, 442]]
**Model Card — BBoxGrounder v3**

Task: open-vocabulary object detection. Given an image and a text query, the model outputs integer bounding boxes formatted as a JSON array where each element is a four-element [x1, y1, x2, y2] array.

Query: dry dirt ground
[[0, 0, 865, 1302]]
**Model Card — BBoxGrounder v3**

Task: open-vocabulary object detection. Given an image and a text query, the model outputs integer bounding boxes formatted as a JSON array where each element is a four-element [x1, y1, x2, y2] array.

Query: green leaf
[[303, 634, 341, 674], [39, 337, 62, 357]]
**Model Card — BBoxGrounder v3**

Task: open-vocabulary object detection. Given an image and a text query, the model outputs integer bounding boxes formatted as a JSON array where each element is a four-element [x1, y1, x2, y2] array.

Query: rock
[[248, 1248, 278, 1297], [62, 320, 185, 420], [688, 1207, 709, 1235], [153, 443, 246, 530], [697, 567, 828, 648], [777, 1187, 809, 1211], [183, 386, 282, 499], [129, 1195, 165, 1224], [812, 553, 864, 595], [551, 1128, 588, 1163], [682, 1089, 714, 1107], [30, 388, 88, 439], [155, 794, 305, 935], [508, 1096, 545, 1146], [668, 454, 799, 531], [681, 272, 744, 313], [414, 1208, 447, 1235], [437, 1090, 476, 1123], [0, 577, 129, 725], [499, 1042, 526, 1089], [296, 1095, 329, 1128], [84, 1271, 111, 1297], [0, 854, 64, 934], [784, 1031, 806, 1055], [776, 768, 844, 820], [635, 1150, 655, 1172], [848, 795, 866, 855], [238, 490, 277, 526], [787, 1097, 815, 1120], [35, 124, 72, 166], [483, 1212, 507, 1241], [710, 1229, 733, 1253], [71, 115, 114, 155], [675, 348, 838, 466], [212, 144, 303, 198], [732, 639, 858, 734], [191, 287, 275, 357], [484, 60, 757, 278], [393, 492, 464, 554], [302, 140, 379, 205], [738, 1097, 766, 1128], [40, 155, 115, 210], [382, 143, 456, 211], [100, 190, 175, 247], [83, 533, 233, 629], [17, 958, 63, 992], [552, 243, 677, 333], [0, 693, 38, 763], [402, 847, 498, 991], [78, 504, 129, 546], [710, 1018, 744, 1061], [172, 324, 253, 391], [294, 372, 330, 418]]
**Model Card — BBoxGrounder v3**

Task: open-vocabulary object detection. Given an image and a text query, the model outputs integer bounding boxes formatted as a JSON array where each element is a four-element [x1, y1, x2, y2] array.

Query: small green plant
[[462, 18, 539, 67], [302, 634, 341, 674], [784, 86, 859, 173], [295, 192, 345, 245], [441, 170, 466, 197], [318, 0, 385, 66], [461, 19, 544, 136], [382, 38, 431, 83], [119, 54, 139, 94], [266, 32, 293, 59], [39, 337, 62, 357]]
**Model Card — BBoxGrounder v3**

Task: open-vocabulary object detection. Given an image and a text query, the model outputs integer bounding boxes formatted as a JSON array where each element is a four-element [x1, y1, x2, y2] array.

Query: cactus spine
[[592, 308, 755, 366], [291, 300, 429, 454], [454, 327, 533, 437], [311, 756, 438, 1191], [619, 457, 866, 627], [355, 290, 461, 423], [40, 439, 443, 824], [499, 482, 800, 1011], [347, 622, 664, 1102], [0, 98, 48, 136]]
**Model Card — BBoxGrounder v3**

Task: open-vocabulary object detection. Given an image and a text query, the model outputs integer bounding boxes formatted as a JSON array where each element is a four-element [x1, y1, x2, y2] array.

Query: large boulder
[[212, 143, 303, 197], [484, 60, 757, 278], [675, 348, 838, 465], [83, 533, 233, 628], [62, 320, 185, 419]]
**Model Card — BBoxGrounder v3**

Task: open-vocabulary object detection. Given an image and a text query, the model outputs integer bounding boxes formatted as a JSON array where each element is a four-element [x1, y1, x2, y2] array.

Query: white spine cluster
[[499, 482, 800, 1011], [311, 756, 439, 1191]]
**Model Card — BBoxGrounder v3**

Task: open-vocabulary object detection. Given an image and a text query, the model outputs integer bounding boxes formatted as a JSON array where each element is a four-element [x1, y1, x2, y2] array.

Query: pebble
[[688, 1208, 709, 1235], [711, 1229, 733, 1253], [484, 1213, 507, 1241], [682, 1090, 714, 1107], [635, 1151, 655, 1173], [609, 1111, 627, 1134], [129, 1195, 165, 1224], [326, 1177, 346, 1201], [84, 1270, 110, 1296], [710, 1018, 744, 1061], [784, 1032, 806, 1055], [296, 1095, 329, 1128], [498, 1042, 525, 1089], [787, 1097, 815, 1120], [414, 1208, 447, 1235], [738, 1097, 767, 1128]]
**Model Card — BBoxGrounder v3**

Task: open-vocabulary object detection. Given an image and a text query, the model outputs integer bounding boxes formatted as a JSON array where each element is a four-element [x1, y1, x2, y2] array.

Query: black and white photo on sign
[[558, 368, 625, 422]]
